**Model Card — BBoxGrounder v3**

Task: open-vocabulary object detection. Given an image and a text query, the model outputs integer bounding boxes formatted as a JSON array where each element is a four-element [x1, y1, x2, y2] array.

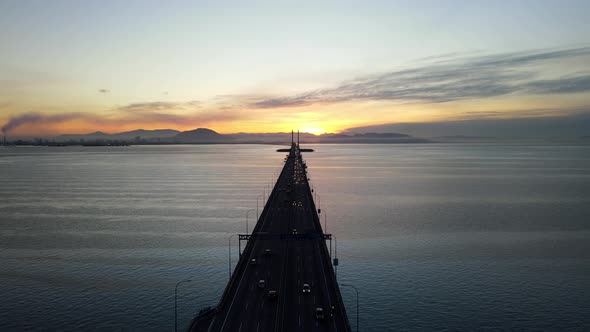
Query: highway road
[[193, 144, 350, 332]]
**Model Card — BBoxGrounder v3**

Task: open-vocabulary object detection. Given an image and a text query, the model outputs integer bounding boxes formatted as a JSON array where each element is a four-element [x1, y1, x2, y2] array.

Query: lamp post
[[256, 194, 264, 220], [341, 284, 359, 332], [175, 279, 192, 332], [245, 209, 255, 234], [228, 234, 238, 280], [331, 234, 338, 280]]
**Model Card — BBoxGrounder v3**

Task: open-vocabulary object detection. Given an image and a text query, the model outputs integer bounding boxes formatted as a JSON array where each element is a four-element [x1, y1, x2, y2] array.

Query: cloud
[[98, 89, 109, 93], [118, 101, 182, 113], [117, 100, 202, 113], [252, 95, 314, 109], [524, 75, 590, 94], [344, 109, 590, 139], [250, 46, 590, 108]]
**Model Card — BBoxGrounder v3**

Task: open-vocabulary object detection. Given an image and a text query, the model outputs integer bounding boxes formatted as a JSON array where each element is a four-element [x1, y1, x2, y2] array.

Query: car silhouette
[[302, 283, 311, 293], [315, 307, 324, 320]]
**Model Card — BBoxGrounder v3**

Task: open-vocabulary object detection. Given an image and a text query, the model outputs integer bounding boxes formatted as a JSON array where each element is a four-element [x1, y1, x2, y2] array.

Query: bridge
[[189, 136, 351, 331]]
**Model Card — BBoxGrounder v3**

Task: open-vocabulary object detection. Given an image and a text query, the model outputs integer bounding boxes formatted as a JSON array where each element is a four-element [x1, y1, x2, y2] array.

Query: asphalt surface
[[192, 144, 350, 332]]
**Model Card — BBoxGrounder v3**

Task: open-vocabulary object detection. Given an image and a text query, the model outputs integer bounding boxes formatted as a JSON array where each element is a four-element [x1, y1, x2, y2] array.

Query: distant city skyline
[[1, 0, 590, 136]]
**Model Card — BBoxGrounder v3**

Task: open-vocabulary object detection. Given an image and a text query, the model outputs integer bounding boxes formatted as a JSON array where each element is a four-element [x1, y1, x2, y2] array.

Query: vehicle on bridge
[[315, 307, 325, 320], [302, 283, 311, 293], [268, 290, 277, 300]]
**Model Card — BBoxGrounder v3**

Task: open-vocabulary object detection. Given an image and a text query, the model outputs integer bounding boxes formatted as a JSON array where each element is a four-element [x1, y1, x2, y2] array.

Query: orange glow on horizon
[[3, 93, 586, 137]]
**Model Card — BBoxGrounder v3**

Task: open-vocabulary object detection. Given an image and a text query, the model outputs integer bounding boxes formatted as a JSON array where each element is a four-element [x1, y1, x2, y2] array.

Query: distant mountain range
[[56, 129, 180, 141], [53, 128, 431, 144]]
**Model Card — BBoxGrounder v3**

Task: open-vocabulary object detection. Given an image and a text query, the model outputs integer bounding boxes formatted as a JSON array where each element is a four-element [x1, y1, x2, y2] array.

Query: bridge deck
[[190, 144, 350, 331]]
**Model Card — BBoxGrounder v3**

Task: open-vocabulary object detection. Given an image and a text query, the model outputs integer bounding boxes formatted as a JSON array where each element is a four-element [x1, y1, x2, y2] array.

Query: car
[[268, 290, 277, 300], [302, 283, 311, 293], [265, 249, 271, 256], [250, 258, 257, 265], [258, 279, 265, 288], [292, 228, 297, 235], [315, 307, 324, 320]]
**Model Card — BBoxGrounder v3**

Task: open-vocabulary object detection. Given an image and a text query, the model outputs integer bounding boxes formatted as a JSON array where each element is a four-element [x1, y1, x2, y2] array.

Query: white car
[[302, 284, 311, 293]]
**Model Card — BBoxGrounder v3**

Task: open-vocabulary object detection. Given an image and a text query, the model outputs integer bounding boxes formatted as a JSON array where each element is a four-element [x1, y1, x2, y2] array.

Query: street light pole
[[245, 209, 255, 234], [256, 194, 264, 220], [175, 279, 192, 332], [228, 234, 238, 280], [341, 284, 359, 332], [333, 234, 338, 279]]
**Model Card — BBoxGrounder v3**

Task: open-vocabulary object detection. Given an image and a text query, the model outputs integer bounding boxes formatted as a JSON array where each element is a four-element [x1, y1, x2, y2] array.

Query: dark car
[[315, 307, 324, 320]]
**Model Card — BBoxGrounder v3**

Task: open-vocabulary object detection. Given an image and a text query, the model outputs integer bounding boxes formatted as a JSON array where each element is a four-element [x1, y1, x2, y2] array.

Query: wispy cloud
[[250, 47, 590, 108], [118, 101, 183, 113], [524, 75, 590, 94], [117, 100, 202, 113], [344, 108, 590, 138]]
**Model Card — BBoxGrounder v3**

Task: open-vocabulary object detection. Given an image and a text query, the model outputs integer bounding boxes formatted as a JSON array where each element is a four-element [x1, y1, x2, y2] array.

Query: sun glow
[[300, 127, 326, 135]]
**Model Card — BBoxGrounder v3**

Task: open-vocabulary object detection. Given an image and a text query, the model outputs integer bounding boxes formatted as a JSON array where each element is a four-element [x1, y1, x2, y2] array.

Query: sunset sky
[[1, 0, 590, 137]]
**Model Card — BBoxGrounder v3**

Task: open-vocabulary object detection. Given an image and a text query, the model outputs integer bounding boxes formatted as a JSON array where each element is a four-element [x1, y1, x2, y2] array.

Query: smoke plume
[[1, 113, 84, 134]]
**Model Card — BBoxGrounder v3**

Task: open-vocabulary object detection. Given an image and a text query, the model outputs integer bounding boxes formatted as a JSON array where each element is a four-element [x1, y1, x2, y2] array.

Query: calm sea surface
[[1, 144, 589, 331]]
